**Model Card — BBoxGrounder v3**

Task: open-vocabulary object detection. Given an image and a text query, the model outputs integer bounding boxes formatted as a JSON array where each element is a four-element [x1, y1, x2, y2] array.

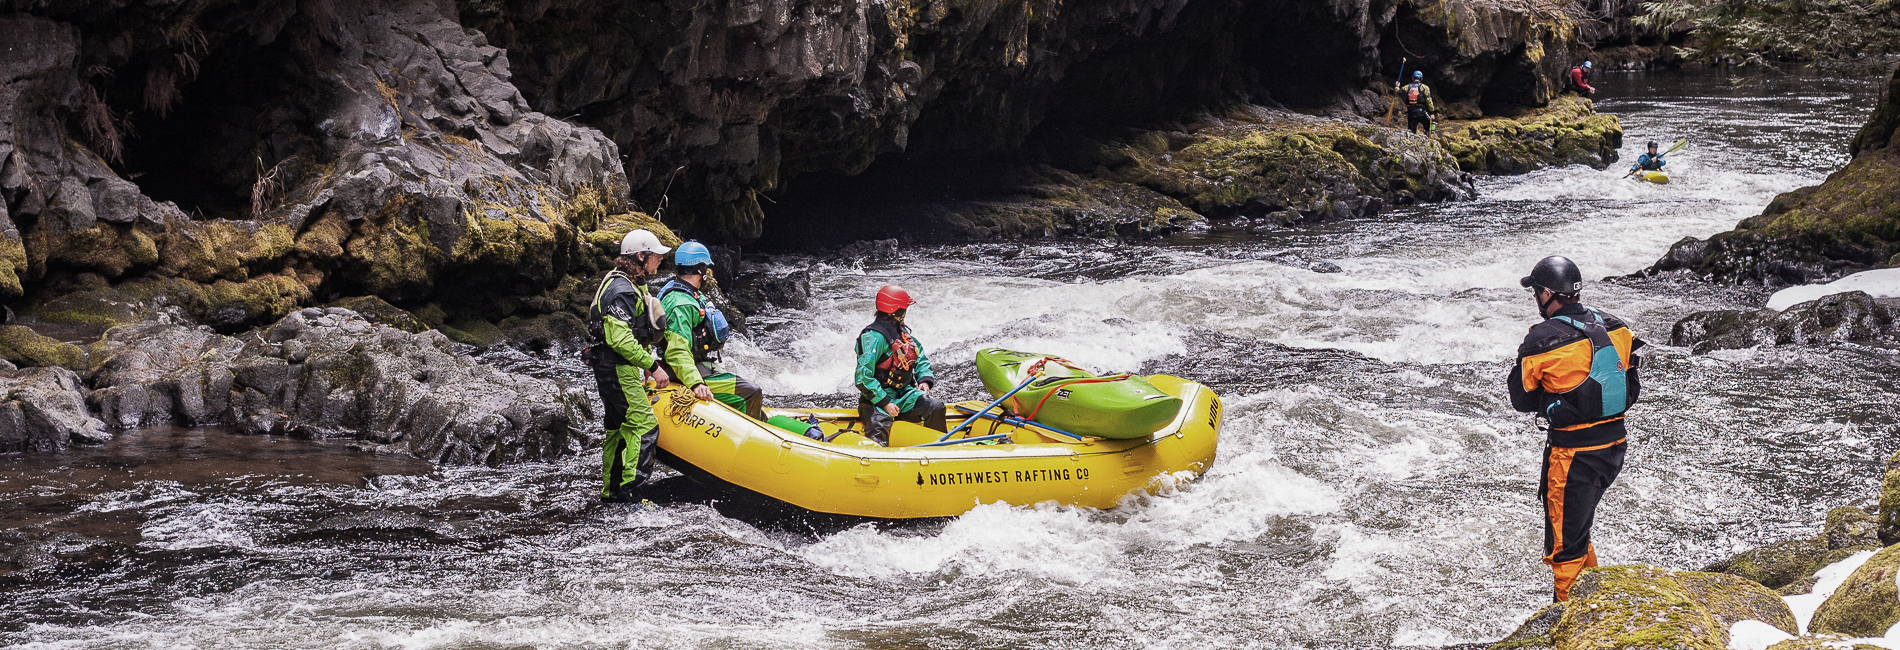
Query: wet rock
[[0, 325, 83, 370], [1644, 67, 1900, 286], [1810, 544, 1900, 636], [80, 309, 584, 465], [326, 296, 430, 334], [839, 240, 901, 264], [1708, 536, 1832, 591], [1437, 97, 1624, 174], [0, 366, 110, 452], [1489, 602, 1563, 650], [1881, 451, 1900, 546], [1670, 291, 1900, 354], [727, 269, 813, 315], [1512, 565, 1797, 650]]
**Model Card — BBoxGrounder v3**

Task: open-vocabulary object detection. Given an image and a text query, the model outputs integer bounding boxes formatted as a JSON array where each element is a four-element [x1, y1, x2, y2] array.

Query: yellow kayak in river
[[651, 375, 1222, 518], [1640, 170, 1670, 184]]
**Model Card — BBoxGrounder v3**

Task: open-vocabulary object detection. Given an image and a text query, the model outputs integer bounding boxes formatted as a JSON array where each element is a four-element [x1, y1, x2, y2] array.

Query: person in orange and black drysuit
[[1508, 255, 1646, 602]]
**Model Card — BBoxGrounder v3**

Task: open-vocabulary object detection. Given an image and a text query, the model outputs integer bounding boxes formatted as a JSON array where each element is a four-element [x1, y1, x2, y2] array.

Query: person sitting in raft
[[1568, 60, 1596, 97], [855, 285, 946, 446], [658, 241, 765, 420], [1630, 140, 1667, 175]]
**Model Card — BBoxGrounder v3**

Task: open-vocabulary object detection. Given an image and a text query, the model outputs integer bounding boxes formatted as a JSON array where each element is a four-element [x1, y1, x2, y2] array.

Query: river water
[[6, 70, 1899, 649]]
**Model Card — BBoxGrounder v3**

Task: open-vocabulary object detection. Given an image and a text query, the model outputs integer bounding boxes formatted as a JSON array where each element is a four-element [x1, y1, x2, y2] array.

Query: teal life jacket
[[1544, 308, 1631, 427], [659, 278, 730, 360]]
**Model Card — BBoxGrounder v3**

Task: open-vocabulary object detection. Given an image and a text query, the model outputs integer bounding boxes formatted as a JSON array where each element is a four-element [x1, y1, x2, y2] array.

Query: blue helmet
[[675, 241, 713, 267], [1583, 60, 1593, 69], [1413, 70, 1423, 80]]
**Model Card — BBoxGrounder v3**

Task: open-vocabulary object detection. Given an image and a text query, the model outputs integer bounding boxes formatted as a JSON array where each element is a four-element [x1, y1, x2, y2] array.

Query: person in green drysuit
[[658, 241, 764, 420], [854, 284, 945, 445], [587, 229, 706, 503]]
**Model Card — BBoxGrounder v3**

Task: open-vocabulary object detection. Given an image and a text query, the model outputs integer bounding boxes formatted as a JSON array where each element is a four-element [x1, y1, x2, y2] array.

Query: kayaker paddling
[[855, 285, 946, 446], [1508, 256, 1648, 601]]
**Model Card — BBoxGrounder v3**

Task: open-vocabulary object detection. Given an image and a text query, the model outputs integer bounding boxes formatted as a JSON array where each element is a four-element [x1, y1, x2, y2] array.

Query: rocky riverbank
[[1645, 65, 1900, 286], [1486, 454, 1900, 650]]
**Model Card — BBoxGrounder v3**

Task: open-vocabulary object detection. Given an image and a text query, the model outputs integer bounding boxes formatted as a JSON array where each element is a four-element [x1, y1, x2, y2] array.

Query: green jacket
[[855, 324, 935, 410], [590, 271, 696, 383], [658, 279, 716, 386]]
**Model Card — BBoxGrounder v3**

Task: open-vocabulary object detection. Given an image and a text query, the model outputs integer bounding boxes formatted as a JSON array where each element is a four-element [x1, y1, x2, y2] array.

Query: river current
[[5, 70, 1899, 649]]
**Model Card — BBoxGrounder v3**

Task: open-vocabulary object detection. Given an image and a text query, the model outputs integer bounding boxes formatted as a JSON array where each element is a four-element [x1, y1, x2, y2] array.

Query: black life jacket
[[659, 278, 729, 361], [1543, 308, 1633, 429], [1404, 83, 1428, 107], [857, 318, 920, 396], [1637, 153, 1664, 171], [585, 270, 667, 367]]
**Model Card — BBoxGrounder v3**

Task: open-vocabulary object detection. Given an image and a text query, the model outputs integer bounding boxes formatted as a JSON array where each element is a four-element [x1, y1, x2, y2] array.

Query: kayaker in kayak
[[1567, 61, 1595, 97], [1630, 140, 1667, 174], [1396, 70, 1437, 135], [587, 229, 700, 503], [659, 241, 765, 420], [855, 285, 946, 446], [1508, 256, 1647, 602]]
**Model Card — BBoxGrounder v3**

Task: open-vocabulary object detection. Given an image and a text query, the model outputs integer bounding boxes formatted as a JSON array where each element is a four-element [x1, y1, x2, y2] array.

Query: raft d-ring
[[781, 440, 792, 449], [1069, 453, 1079, 462], [920, 457, 930, 466], [860, 458, 870, 466]]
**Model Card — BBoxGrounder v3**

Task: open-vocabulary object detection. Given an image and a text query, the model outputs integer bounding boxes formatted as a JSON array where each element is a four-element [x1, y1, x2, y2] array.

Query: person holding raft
[[659, 241, 765, 420], [585, 229, 704, 503], [1509, 256, 1647, 602], [855, 285, 946, 446]]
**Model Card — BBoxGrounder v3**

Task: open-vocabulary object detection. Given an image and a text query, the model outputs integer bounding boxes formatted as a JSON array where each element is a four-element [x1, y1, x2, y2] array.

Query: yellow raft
[[651, 375, 1222, 518]]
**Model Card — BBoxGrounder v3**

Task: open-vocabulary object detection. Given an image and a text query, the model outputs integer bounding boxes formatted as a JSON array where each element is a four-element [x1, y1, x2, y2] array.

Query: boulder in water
[[1706, 506, 1881, 594], [1670, 291, 1900, 354], [1491, 565, 1797, 650], [0, 366, 110, 452], [1809, 544, 1900, 637]]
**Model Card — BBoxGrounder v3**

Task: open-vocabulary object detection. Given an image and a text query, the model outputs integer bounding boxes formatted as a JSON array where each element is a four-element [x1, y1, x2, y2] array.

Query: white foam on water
[[139, 500, 290, 551], [1767, 269, 1900, 310]]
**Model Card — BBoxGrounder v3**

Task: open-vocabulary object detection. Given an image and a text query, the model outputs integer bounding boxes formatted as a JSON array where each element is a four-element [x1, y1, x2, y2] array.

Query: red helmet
[[875, 285, 915, 314]]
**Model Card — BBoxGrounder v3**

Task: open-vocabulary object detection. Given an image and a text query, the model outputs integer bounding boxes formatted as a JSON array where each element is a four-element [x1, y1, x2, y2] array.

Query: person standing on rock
[[1509, 256, 1647, 602], [587, 229, 698, 503], [658, 241, 765, 421], [855, 285, 945, 445], [1568, 61, 1596, 97], [1397, 70, 1437, 135]]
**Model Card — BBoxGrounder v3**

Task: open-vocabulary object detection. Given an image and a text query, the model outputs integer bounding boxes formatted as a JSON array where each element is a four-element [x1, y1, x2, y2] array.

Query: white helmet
[[619, 229, 671, 256]]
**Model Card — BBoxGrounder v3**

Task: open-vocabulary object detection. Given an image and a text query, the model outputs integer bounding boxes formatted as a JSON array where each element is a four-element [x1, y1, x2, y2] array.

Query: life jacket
[[1636, 153, 1665, 171], [660, 278, 731, 360], [1404, 83, 1426, 107], [585, 270, 667, 367], [858, 318, 920, 396], [1542, 308, 1633, 429]]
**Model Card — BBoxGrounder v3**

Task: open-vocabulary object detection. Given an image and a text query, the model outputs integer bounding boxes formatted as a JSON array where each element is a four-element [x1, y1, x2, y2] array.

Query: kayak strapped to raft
[[975, 349, 1184, 439]]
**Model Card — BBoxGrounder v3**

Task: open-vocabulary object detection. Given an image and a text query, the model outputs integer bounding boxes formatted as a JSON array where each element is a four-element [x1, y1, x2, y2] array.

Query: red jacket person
[[1508, 255, 1646, 601]]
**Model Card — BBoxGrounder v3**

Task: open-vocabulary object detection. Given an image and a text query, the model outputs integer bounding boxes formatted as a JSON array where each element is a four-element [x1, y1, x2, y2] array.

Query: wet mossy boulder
[[0, 365, 109, 452], [327, 296, 430, 334], [0, 325, 83, 370], [1670, 292, 1900, 354], [1437, 96, 1624, 174], [1810, 543, 1900, 637], [1500, 565, 1797, 650], [1880, 449, 1900, 545], [1708, 506, 1882, 594]]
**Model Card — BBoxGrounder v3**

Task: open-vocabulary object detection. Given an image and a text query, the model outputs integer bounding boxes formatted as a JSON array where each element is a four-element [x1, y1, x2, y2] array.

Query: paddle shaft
[[936, 373, 1038, 442]]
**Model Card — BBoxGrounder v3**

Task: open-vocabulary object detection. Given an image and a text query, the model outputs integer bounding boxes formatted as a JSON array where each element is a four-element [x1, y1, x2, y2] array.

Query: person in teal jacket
[[854, 284, 945, 445], [658, 241, 764, 420], [587, 229, 703, 503]]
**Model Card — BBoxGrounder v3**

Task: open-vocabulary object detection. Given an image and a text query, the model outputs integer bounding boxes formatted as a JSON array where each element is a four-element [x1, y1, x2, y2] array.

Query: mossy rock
[[1880, 449, 1900, 545], [1764, 640, 1887, 650], [496, 312, 586, 351], [1827, 506, 1881, 550], [1552, 565, 1795, 650], [0, 233, 27, 300], [1437, 96, 1624, 175], [327, 296, 430, 334], [0, 325, 83, 370], [1809, 544, 1900, 637], [1490, 602, 1563, 650], [583, 212, 679, 258], [1708, 536, 1830, 590]]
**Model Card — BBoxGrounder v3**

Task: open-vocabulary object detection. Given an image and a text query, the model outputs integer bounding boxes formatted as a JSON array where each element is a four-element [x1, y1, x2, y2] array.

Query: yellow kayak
[[1641, 170, 1670, 184], [651, 375, 1222, 518]]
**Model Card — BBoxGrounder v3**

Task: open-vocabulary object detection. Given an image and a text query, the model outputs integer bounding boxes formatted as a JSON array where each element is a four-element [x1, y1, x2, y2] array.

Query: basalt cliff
[[0, 0, 1628, 458]]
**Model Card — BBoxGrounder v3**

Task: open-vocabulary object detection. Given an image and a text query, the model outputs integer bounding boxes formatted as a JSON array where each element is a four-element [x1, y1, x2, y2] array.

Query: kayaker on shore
[[1509, 256, 1647, 601], [855, 285, 946, 445], [586, 229, 701, 503], [1629, 140, 1667, 175], [659, 241, 765, 420], [1396, 70, 1437, 135], [1568, 61, 1595, 97]]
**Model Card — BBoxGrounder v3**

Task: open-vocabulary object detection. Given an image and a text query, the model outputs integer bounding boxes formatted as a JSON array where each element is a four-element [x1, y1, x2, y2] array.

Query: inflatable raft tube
[[651, 375, 1222, 519], [974, 348, 1183, 439]]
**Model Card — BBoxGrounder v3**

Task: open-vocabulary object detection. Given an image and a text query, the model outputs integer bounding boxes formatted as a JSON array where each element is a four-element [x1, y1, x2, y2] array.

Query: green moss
[[327, 296, 430, 333], [1437, 96, 1624, 175], [1810, 544, 1900, 636], [157, 220, 297, 283], [345, 195, 442, 300], [202, 275, 311, 329], [1553, 566, 1793, 650], [1712, 536, 1829, 589], [1672, 571, 1799, 636], [0, 325, 83, 370]]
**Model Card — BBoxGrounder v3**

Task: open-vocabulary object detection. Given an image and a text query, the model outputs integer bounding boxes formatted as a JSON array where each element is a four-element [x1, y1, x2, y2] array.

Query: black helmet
[[1520, 256, 1582, 296], [1647, 140, 1659, 149]]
